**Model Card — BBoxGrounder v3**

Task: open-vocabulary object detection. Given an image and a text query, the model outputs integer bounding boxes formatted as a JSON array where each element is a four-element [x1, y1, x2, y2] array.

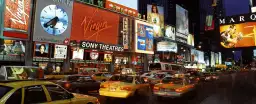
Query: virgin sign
[[4, 0, 31, 32], [71, 2, 120, 45]]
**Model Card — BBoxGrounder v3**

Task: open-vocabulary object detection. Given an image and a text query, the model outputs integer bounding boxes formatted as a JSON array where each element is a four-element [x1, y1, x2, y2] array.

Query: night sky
[[224, 0, 250, 16]]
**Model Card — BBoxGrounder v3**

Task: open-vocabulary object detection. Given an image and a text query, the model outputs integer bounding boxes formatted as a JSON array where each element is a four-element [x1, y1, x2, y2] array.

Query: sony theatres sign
[[219, 13, 256, 25]]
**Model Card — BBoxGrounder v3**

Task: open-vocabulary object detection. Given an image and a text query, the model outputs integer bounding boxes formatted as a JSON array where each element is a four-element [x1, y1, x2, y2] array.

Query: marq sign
[[219, 13, 256, 25]]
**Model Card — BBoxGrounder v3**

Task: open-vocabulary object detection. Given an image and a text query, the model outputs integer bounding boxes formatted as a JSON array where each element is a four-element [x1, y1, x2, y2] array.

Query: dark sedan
[[56, 75, 100, 93]]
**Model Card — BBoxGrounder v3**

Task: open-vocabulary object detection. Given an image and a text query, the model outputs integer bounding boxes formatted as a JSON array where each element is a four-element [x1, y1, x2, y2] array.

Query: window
[[24, 85, 47, 104], [95, 73, 102, 76], [45, 85, 70, 101], [0, 85, 12, 99], [6, 89, 21, 104]]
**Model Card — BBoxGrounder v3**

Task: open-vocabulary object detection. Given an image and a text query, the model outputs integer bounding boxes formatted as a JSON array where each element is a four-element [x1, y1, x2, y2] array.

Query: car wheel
[[102, 79, 106, 82], [156, 96, 162, 101]]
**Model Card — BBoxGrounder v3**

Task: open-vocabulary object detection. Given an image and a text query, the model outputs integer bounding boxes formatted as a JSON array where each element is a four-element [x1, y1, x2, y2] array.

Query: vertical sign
[[122, 16, 129, 49]]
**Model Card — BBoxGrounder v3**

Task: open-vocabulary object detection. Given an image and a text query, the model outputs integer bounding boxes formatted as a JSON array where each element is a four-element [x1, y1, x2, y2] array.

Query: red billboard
[[3, 0, 31, 39], [71, 2, 120, 45]]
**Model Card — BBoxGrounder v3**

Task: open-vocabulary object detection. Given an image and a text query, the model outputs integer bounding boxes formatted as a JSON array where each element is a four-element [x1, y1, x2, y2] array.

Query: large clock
[[40, 5, 68, 36]]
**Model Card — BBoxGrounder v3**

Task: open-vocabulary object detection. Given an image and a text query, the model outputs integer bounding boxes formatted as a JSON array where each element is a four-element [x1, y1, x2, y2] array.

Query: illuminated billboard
[[165, 25, 175, 40], [135, 20, 154, 54], [71, 2, 120, 45], [176, 5, 189, 35], [157, 41, 177, 53], [220, 22, 256, 48], [147, 4, 164, 37], [187, 34, 195, 46], [2, 0, 32, 39], [105, 0, 138, 16]]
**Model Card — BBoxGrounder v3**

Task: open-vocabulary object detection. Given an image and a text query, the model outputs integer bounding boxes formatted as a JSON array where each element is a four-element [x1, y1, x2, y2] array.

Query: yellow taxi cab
[[153, 75, 195, 99], [93, 72, 112, 82], [0, 80, 100, 104], [99, 74, 151, 98]]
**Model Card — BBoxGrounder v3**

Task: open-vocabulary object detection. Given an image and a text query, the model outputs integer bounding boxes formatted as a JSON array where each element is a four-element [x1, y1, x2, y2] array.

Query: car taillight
[[100, 85, 107, 88], [175, 88, 183, 92], [64, 83, 71, 88], [153, 86, 160, 91], [121, 87, 132, 91]]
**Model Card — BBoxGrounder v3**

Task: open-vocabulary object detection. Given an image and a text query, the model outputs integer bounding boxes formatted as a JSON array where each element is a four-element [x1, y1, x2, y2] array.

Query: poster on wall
[[54, 45, 67, 59], [147, 4, 164, 37], [71, 2, 120, 45], [135, 20, 154, 54], [157, 41, 177, 53], [176, 4, 189, 35], [2, 0, 32, 39], [33, 0, 74, 44], [105, 0, 138, 16], [72, 47, 84, 60], [165, 25, 175, 40], [34, 43, 49, 58]]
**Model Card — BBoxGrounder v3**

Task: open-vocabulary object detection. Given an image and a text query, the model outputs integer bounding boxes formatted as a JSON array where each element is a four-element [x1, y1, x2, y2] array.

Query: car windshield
[[109, 75, 133, 83], [0, 85, 12, 99], [162, 77, 183, 85], [154, 74, 166, 79], [65, 76, 92, 81]]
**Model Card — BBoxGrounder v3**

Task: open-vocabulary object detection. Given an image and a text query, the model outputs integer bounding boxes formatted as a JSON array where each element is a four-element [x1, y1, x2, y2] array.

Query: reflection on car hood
[[156, 83, 183, 89], [72, 93, 96, 100]]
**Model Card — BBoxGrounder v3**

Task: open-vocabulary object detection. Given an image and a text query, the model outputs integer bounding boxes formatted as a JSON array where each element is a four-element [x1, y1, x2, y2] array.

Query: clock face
[[40, 5, 68, 36]]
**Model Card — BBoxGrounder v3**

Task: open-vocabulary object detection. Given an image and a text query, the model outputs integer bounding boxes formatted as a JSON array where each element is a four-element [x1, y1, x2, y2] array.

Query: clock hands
[[43, 16, 59, 28]]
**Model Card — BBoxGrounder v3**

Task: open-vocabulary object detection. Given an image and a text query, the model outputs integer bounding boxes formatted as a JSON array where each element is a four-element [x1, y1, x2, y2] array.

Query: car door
[[43, 85, 71, 104], [23, 85, 49, 104], [5, 88, 22, 104]]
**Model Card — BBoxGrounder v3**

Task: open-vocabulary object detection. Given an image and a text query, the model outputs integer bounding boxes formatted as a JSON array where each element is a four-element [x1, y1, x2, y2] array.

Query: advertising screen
[[147, 4, 164, 37], [72, 47, 84, 60], [198, 51, 205, 64], [211, 52, 215, 67], [220, 22, 256, 48], [218, 52, 222, 64], [33, 0, 73, 44], [176, 5, 189, 35], [54, 45, 67, 59], [254, 49, 256, 56], [104, 54, 112, 62], [135, 20, 154, 54], [3, 0, 32, 39], [71, 2, 120, 45], [0, 40, 25, 56], [215, 53, 219, 64], [191, 49, 199, 62], [34, 43, 49, 58], [187, 34, 195, 46], [165, 25, 175, 40], [157, 41, 177, 53]]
